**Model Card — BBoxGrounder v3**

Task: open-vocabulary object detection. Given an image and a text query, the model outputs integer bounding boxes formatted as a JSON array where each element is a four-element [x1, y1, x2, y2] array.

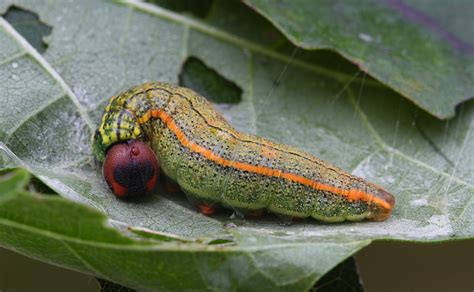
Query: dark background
[[1, 239, 472, 292]]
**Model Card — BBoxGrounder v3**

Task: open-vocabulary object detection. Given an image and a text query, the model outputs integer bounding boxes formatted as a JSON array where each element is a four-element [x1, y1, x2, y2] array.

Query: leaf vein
[[122, 0, 381, 87], [0, 18, 95, 131], [0, 216, 367, 252], [0, 50, 27, 67], [6, 92, 66, 138], [61, 240, 107, 277], [345, 87, 474, 190]]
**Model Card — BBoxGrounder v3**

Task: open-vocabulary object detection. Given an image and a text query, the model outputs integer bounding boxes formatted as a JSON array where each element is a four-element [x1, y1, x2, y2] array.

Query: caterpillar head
[[93, 106, 158, 198], [102, 140, 159, 198]]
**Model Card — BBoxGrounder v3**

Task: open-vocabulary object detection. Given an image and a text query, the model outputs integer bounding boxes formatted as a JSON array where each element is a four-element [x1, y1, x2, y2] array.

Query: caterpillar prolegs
[[93, 82, 395, 222]]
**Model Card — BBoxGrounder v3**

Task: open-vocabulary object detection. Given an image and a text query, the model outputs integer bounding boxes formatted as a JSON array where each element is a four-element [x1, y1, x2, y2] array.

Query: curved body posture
[[94, 82, 395, 222]]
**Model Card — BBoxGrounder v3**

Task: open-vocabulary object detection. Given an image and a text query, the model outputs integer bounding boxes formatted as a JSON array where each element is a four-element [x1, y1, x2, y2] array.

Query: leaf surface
[[0, 0, 472, 290], [244, 0, 474, 119], [0, 169, 368, 290]]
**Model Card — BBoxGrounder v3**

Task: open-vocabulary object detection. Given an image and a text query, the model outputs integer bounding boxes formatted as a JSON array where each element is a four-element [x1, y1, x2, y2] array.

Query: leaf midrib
[[0, 216, 368, 252], [0, 17, 95, 131]]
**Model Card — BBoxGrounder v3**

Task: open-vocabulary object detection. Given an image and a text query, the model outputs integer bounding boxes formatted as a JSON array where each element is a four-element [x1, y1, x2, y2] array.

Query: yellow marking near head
[[109, 131, 117, 143], [138, 111, 151, 124], [102, 134, 110, 145], [133, 126, 141, 136]]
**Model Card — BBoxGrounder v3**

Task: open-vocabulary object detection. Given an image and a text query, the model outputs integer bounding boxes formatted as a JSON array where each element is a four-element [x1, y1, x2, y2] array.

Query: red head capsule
[[103, 140, 159, 198]]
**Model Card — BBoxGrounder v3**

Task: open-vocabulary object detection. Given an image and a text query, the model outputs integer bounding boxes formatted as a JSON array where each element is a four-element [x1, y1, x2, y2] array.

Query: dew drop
[[11, 74, 19, 80], [11, 62, 18, 68], [410, 198, 428, 207], [358, 33, 373, 43]]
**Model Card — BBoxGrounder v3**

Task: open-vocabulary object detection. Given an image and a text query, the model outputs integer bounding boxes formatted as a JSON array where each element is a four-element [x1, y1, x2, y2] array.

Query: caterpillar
[[93, 82, 395, 222]]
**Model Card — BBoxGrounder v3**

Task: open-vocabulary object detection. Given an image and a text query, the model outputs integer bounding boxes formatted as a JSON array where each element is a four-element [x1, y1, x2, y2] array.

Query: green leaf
[[243, 0, 474, 119], [0, 0, 472, 290], [0, 168, 30, 196], [0, 168, 369, 290]]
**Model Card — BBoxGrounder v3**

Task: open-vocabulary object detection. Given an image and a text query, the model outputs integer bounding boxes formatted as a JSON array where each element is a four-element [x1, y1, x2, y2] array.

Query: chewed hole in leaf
[[206, 238, 236, 245], [0, 168, 56, 196], [29, 176, 56, 195], [179, 56, 242, 104], [3, 5, 52, 54], [146, 0, 214, 18], [312, 257, 363, 292], [96, 278, 135, 292]]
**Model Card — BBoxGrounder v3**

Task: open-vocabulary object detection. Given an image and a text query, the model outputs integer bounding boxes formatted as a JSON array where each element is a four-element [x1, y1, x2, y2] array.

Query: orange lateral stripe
[[140, 110, 391, 210]]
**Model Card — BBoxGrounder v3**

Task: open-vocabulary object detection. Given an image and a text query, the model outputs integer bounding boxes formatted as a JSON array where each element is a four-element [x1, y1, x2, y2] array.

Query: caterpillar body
[[93, 82, 395, 222]]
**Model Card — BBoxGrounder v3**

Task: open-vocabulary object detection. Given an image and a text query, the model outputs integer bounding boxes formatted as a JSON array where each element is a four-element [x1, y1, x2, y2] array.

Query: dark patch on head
[[113, 160, 155, 197], [3, 5, 52, 53], [179, 56, 242, 104], [102, 140, 159, 198]]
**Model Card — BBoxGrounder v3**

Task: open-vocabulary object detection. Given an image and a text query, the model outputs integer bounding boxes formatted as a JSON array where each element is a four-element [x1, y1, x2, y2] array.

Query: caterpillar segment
[[93, 82, 395, 222]]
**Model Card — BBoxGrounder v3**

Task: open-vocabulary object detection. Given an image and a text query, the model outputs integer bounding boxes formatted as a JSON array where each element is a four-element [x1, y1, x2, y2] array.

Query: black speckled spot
[[113, 160, 154, 197]]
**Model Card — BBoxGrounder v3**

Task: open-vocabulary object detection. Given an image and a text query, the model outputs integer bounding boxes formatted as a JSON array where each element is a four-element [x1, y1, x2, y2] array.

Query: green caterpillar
[[93, 82, 395, 222]]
